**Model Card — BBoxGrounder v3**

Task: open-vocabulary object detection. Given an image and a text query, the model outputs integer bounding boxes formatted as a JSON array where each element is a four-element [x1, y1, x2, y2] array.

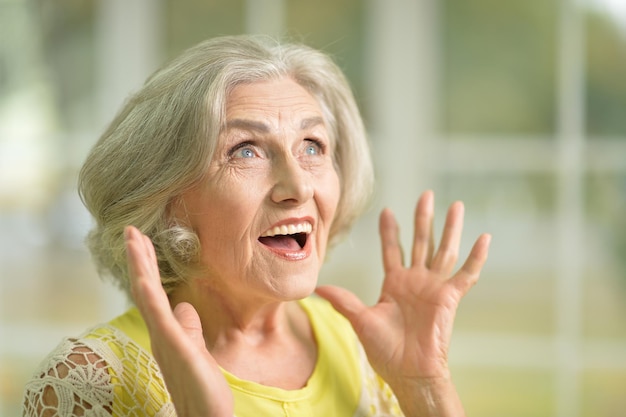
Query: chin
[[271, 274, 318, 302]]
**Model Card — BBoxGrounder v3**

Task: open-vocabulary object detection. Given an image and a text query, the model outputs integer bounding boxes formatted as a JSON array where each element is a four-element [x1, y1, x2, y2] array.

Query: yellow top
[[23, 297, 402, 417]]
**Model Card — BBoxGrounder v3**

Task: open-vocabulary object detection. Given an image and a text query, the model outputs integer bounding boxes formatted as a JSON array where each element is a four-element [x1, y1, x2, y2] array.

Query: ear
[[166, 194, 190, 227]]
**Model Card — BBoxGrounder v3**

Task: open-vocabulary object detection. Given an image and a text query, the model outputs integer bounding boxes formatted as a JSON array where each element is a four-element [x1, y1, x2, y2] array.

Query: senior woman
[[23, 35, 490, 417]]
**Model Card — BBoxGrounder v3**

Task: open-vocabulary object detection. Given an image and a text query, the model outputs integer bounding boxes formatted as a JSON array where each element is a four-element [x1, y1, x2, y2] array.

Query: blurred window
[[1, 1, 625, 417]]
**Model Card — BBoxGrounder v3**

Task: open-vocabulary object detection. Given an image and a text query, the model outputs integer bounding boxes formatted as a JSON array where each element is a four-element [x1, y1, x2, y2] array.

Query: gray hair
[[78, 35, 374, 296]]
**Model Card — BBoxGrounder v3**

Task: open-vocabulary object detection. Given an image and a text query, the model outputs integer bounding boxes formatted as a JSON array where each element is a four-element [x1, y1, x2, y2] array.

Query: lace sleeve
[[22, 327, 176, 417], [22, 337, 115, 417]]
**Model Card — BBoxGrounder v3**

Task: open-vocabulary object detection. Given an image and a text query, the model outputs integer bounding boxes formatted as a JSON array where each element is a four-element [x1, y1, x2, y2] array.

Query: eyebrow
[[223, 116, 325, 133], [300, 116, 325, 130]]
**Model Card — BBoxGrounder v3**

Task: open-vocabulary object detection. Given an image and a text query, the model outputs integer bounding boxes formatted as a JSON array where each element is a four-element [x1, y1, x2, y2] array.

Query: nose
[[270, 155, 314, 205]]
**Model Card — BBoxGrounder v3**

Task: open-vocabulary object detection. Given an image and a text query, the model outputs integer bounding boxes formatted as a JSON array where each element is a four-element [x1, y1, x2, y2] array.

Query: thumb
[[172, 302, 206, 349], [315, 285, 367, 325]]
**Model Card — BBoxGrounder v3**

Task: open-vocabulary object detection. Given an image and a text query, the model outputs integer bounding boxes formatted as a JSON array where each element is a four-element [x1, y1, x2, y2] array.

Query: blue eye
[[238, 147, 255, 158], [230, 143, 256, 159], [304, 140, 323, 156]]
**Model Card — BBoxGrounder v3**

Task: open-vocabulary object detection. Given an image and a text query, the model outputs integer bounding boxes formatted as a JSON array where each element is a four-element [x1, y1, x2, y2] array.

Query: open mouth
[[259, 222, 312, 251]]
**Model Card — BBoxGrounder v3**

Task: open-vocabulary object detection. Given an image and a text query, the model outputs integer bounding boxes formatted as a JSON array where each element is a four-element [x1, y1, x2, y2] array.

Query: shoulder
[[300, 297, 404, 416], [23, 310, 173, 417], [300, 295, 352, 327], [299, 295, 356, 350], [22, 334, 116, 416]]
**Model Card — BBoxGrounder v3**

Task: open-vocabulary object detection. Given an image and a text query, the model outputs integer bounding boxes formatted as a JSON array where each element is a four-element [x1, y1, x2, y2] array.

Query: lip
[[258, 217, 314, 261]]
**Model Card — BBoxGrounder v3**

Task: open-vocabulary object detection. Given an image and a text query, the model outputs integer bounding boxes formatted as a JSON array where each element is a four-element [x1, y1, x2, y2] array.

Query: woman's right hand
[[125, 225, 234, 417]]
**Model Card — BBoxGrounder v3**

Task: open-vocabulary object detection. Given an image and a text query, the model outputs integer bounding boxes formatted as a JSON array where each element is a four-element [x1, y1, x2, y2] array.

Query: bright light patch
[[590, 0, 626, 32]]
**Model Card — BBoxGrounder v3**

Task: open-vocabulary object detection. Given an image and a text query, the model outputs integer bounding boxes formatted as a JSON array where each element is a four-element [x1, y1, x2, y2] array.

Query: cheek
[[195, 191, 252, 236], [192, 196, 252, 268], [194, 176, 270, 247], [320, 170, 341, 220]]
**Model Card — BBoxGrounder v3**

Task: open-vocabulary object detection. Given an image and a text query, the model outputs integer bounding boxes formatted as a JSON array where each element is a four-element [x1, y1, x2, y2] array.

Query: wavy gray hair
[[78, 35, 374, 296]]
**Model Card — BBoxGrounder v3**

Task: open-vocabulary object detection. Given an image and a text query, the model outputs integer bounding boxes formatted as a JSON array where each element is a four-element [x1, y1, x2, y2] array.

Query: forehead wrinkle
[[223, 116, 326, 135], [223, 118, 270, 134]]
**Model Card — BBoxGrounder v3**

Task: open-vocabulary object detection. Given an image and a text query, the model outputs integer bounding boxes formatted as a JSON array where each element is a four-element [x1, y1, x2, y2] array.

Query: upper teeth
[[261, 222, 312, 237]]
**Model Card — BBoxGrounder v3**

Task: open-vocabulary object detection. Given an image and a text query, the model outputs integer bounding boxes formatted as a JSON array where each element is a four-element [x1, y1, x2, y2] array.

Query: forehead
[[224, 78, 325, 124]]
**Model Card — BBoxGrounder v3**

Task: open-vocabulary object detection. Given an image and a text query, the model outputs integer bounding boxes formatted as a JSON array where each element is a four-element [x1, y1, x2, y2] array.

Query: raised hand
[[125, 226, 234, 417], [316, 191, 490, 416]]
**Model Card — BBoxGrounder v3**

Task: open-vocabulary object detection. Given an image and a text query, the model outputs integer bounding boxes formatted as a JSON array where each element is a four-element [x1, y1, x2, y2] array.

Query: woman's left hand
[[316, 190, 490, 415]]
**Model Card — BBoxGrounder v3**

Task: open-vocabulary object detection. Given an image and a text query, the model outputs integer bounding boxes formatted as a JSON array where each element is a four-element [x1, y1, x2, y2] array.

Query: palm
[[317, 191, 490, 386]]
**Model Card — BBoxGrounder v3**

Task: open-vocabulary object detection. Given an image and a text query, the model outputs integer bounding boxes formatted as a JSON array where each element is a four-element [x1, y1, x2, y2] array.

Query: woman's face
[[175, 77, 340, 304]]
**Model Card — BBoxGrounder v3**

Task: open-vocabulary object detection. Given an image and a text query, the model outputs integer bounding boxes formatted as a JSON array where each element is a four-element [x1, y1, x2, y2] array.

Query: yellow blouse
[[23, 297, 402, 416]]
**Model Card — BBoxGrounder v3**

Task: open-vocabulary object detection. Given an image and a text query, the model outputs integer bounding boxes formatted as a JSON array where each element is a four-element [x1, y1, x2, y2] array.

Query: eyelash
[[304, 139, 326, 155], [227, 138, 327, 159], [228, 141, 257, 159]]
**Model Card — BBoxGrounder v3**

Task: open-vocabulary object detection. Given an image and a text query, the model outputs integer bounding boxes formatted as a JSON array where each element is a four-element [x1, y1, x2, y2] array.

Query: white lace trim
[[22, 324, 175, 417], [22, 324, 401, 416]]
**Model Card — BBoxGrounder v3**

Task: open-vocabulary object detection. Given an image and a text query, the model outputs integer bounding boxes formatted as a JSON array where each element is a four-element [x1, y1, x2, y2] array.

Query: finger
[[141, 232, 158, 269], [379, 208, 404, 271], [173, 302, 207, 350], [411, 190, 435, 267], [126, 227, 157, 291], [426, 215, 435, 268], [125, 226, 174, 333], [315, 285, 368, 327], [450, 233, 491, 297], [431, 201, 464, 273]]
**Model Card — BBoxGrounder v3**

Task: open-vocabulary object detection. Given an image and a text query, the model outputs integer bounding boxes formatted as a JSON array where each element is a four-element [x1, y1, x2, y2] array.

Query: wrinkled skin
[[126, 190, 490, 417]]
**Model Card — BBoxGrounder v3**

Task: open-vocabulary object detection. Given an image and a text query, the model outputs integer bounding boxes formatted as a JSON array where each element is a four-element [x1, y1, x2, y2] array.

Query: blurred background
[[1, 0, 625, 416]]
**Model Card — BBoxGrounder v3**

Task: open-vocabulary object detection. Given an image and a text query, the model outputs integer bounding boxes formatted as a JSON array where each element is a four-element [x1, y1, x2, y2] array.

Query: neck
[[168, 277, 306, 350], [168, 278, 317, 389]]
